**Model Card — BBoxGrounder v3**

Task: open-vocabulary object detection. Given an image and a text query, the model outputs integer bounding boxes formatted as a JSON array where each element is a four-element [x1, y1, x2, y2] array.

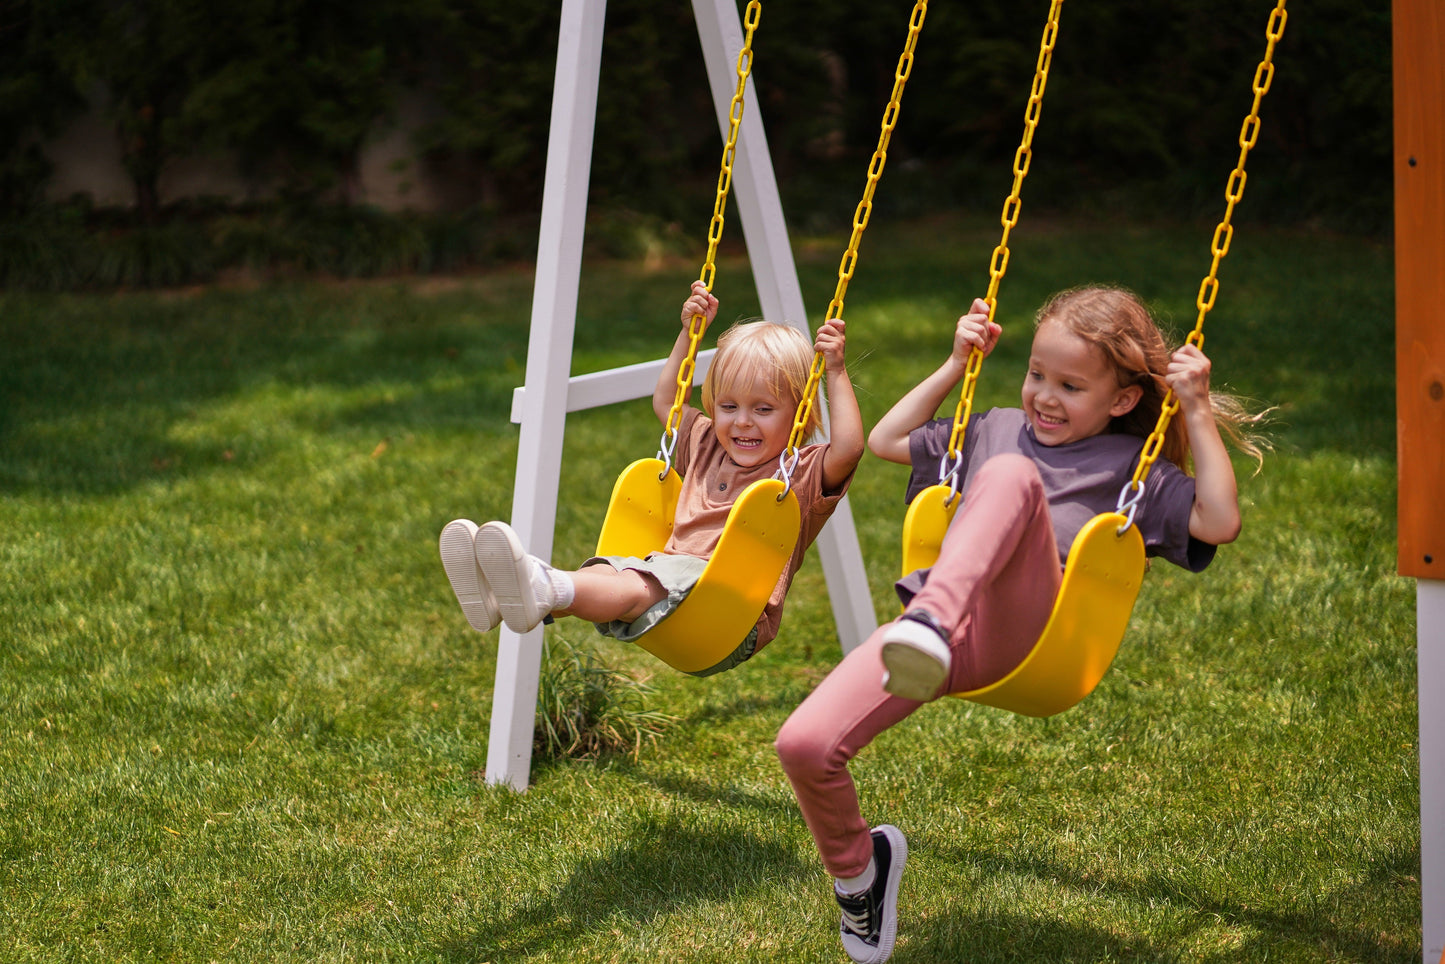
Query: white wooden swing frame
[[487, 0, 876, 792]]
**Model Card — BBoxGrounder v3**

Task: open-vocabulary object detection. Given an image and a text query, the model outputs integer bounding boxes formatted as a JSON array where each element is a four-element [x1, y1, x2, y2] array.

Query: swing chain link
[[1123, 0, 1287, 514], [660, 1, 762, 457], [946, 0, 1063, 464], [784, 0, 929, 469]]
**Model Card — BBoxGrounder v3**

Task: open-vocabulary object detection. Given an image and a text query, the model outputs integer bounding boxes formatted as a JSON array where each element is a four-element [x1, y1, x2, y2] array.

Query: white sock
[[532, 556, 575, 610], [835, 857, 876, 896]]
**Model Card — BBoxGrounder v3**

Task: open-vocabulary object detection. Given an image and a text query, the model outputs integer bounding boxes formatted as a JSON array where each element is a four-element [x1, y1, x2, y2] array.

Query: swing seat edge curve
[[597, 461, 801, 675], [955, 511, 1144, 716], [901, 484, 1145, 717]]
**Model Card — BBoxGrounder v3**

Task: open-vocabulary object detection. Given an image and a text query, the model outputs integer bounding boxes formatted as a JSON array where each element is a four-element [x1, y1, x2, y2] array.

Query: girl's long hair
[[1036, 286, 1270, 472]]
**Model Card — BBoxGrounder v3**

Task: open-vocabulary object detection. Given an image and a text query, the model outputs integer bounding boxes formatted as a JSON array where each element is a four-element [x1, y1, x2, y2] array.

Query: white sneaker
[[474, 521, 556, 633], [880, 611, 951, 701], [439, 519, 500, 632]]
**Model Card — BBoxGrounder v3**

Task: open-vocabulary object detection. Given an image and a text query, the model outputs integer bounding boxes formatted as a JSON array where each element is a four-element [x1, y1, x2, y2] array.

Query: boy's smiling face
[[711, 378, 794, 468]]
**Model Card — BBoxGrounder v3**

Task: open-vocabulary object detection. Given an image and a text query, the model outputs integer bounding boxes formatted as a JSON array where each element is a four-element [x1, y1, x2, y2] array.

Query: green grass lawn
[[0, 214, 1417, 962]]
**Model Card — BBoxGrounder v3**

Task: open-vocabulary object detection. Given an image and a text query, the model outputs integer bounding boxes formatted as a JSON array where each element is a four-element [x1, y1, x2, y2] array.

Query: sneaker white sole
[[475, 521, 546, 634], [880, 619, 951, 702], [439, 520, 499, 632], [840, 824, 908, 964], [872, 824, 906, 964]]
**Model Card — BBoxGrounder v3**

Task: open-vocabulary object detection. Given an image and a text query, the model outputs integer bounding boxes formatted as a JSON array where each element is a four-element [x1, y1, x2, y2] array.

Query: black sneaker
[[835, 824, 907, 963]]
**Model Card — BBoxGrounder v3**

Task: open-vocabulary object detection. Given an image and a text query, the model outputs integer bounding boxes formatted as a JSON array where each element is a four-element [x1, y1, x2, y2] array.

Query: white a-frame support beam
[[487, 0, 877, 791]]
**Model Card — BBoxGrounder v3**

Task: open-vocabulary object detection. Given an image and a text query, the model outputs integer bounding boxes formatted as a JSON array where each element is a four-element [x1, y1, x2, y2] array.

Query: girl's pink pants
[[776, 454, 1063, 877]]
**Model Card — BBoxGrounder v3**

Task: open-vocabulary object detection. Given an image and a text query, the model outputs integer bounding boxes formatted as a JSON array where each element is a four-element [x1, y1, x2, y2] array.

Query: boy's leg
[[474, 522, 667, 632], [563, 565, 668, 624], [474, 522, 573, 633]]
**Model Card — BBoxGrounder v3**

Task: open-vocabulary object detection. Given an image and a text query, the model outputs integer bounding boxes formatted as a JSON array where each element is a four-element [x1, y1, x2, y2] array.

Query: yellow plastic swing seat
[[596, 457, 801, 675], [900, 484, 1146, 717]]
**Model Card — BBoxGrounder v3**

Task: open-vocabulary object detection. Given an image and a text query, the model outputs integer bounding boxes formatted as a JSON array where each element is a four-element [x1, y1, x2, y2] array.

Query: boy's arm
[[814, 319, 864, 492], [1169, 345, 1242, 545], [868, 299, 999, 465], [654, 281, 718, 424]]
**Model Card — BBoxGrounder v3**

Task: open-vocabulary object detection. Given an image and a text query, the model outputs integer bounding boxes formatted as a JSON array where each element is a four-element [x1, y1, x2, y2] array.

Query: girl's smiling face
[[1020, 322, 1142, 446], [711, 376, 794, 468]]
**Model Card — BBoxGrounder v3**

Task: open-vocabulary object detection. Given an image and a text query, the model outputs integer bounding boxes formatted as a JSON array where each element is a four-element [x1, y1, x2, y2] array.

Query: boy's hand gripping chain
[[659, 1, 762, 478], [780, 0, 930, 493], [1115, 0, 1287, 531], [941, 0, 1064, 504]]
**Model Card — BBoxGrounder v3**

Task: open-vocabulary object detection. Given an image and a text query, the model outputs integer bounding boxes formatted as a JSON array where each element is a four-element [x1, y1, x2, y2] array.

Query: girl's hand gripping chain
[[1166, 343, 1242, 546], [952, 297, 1002, 369]]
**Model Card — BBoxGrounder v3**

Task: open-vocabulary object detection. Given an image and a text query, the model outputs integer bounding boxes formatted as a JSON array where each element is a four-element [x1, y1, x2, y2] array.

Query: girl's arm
[[1168, 344, 1242, 545], [867, 298, 1000, 465], [814, 319, 865, 492], [654, 281, 718, 424]]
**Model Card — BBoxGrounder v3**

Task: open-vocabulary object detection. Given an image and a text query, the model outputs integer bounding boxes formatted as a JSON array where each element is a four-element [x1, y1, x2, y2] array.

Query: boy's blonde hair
[[1036, 285, 1269, 472], [701, 321, 820, 438]]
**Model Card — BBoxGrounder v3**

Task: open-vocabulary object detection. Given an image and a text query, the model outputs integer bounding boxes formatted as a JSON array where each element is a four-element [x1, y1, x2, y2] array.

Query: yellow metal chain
[[663, 1, 762, 447], [945, 0, 1064, 465], [785, 0, 929, 458], [1126, 0, 1287, 495]]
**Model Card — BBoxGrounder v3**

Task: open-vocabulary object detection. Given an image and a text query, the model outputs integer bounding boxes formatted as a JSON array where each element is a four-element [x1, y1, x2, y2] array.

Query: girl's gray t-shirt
[[901, 408, 1214, 597]]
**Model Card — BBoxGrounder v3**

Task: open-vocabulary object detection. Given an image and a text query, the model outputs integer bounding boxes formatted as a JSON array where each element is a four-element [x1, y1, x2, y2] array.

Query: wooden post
[[1392, 0, 1445, 959]]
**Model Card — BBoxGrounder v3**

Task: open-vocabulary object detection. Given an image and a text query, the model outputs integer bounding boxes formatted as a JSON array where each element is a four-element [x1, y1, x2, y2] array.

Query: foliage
[[0, 201, 541, 289], [0, 0, 1395, 242], [534, 639, 678, 763], [0, 0, 88, 215]]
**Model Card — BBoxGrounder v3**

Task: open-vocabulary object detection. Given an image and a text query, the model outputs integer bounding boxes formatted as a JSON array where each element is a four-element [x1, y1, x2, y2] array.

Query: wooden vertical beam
[[1393, 1, 1445, 959], [1394, 0, 1445, 581]]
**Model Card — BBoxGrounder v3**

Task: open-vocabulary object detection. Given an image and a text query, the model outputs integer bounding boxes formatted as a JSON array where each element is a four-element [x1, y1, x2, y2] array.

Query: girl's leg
[[776, 630, 921, 880], [886, 453, 1063, 695]]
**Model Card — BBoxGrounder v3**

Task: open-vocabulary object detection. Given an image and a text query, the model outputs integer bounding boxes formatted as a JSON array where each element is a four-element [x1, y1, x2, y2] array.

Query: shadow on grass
[[910, 838, 1419, 963], [0, 286, 542, 497], [436, 814, 813, 962], [675, 691, 805, 729], [640, 770, 800, 822]]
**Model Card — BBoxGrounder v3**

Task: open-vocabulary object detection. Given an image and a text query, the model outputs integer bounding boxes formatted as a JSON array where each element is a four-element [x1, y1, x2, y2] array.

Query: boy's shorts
[[582, 552, 759, 677]]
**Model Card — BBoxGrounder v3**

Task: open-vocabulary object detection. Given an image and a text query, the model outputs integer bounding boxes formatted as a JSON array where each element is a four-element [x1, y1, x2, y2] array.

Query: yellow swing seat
[[596, 457, 801, 674], [901, 484, 1145, 717]]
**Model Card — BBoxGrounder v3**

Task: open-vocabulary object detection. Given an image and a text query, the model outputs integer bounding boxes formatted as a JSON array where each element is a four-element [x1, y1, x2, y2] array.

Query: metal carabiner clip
[[655, 428, 679, 481], [774, 447, 802, 501], [1114, 479, 1145, 535], [938, 450, 964, 508]]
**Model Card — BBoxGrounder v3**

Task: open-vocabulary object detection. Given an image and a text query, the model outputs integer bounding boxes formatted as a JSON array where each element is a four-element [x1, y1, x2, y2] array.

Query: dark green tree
[[187, 0, 431, 205], [0, 0, 88, 214]]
